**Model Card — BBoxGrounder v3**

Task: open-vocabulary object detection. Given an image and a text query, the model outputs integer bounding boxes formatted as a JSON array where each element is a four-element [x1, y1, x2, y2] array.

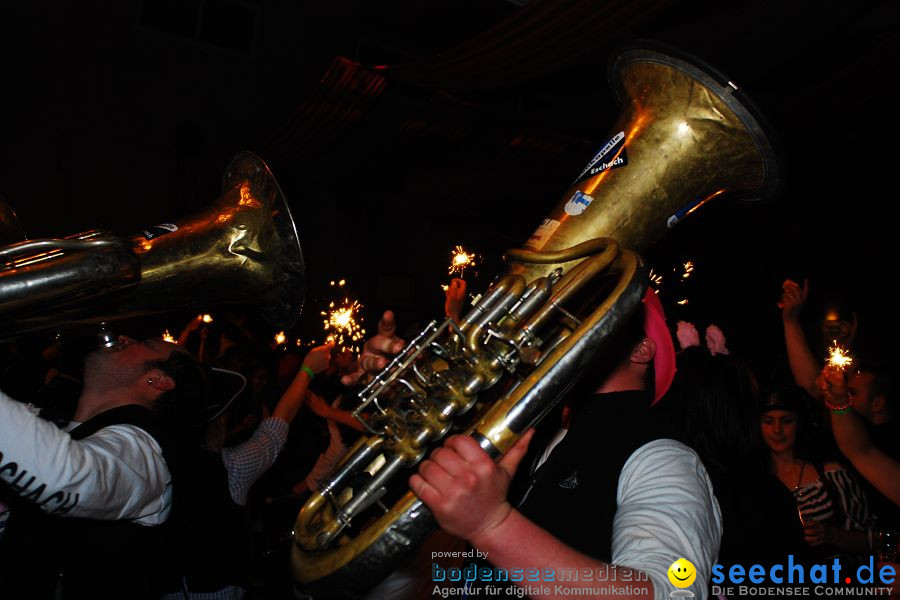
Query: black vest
[[516, 390, 665, 561], [161, 442, 251, 593], [460, 390, 665, 600], [0, 405, 173, 600]]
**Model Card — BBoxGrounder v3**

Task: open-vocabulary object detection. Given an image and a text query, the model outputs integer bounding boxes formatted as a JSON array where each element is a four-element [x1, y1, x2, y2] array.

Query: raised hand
[[341, 310, 405, 386], [778, 278, 808, 321]]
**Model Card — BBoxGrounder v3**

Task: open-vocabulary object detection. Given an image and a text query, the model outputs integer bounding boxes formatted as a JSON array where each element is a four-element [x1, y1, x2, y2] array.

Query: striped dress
[[794, 465, 874, 539]]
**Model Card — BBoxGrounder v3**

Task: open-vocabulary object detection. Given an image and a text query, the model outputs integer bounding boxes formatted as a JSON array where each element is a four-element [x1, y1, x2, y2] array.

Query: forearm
[[273, 369, 312, 423], [831, 412, 900, 504], [831, 410, 874, 458], [321, 407, 365, 432], [469, 509, 652, 600], [176, 326, 197, 346], [783, 318, 822, 398], [197, 336, 209, 364], [222, 417, 289, 505]]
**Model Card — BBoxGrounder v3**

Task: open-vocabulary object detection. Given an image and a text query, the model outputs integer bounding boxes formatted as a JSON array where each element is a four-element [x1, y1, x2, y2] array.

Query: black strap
[[70, 404, 174, 470]]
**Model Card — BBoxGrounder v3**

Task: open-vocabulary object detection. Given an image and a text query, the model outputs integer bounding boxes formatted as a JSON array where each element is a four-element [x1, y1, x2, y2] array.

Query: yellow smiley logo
[[667, 558, 697, 588]]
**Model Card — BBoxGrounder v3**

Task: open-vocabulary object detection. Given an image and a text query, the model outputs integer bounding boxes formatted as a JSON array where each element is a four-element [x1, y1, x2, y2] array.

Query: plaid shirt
[[221, 418, 289, 506], [161, 583, 245, 600]]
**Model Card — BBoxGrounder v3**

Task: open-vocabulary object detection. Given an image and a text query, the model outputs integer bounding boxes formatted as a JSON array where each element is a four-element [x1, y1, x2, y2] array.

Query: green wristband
[[301, 365, 316, 379]]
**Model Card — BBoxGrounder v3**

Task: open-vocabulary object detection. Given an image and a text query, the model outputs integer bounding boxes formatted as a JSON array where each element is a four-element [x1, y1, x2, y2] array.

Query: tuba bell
[[0, 152, 305, 340], [292, 44, 779, 597]]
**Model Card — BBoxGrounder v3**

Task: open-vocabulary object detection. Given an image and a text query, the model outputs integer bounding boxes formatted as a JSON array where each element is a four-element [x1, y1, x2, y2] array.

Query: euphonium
[[0, 152, 305, 340], [292, 45, 779, 597]]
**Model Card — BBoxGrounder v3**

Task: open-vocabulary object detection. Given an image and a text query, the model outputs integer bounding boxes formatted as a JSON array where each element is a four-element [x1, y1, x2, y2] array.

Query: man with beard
[[0, 335, 210, 599]]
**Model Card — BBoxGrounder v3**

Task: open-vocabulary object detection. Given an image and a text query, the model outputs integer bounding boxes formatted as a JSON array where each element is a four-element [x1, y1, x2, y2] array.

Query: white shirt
[[0, 391, 171, 525], [613, 439, 722, 600], [534, 432, 722, 600]]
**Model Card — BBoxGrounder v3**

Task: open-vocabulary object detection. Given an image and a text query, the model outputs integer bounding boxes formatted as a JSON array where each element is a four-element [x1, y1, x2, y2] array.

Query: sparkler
[[274, 331, 287, 346], [321, 299, 365, 352], [161, 330, 176, 343], [668, 259, 694, 306], [826, 340, 853, 370], [448, 245, 477, 279], [201, 314, 213, 324], [649, 269, 663, 293]]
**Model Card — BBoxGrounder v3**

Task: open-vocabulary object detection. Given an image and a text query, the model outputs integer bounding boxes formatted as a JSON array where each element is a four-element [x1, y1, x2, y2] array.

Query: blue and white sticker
[[564, 191, 594, 216], [141, 223, 178, 240], [573, 131, 628, 184]]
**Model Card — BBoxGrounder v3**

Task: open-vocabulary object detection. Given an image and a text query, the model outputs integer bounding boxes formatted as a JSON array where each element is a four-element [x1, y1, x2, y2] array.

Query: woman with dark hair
[[759, 386, 874, 564], [662, 347, 802, 568]]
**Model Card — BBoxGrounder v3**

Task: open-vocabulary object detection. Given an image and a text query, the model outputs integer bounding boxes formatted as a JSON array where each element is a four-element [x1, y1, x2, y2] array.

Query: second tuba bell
[[0, 152, 305, 340]]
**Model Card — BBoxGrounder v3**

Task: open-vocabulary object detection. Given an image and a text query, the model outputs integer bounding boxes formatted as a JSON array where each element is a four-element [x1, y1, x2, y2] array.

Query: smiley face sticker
[[667, 558, 697, 588]]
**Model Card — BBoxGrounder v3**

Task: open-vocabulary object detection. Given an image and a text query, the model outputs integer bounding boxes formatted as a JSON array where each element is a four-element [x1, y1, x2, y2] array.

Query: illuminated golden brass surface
[[511, 52, 775, 283], [291, 47, 778, 594], [0, 152, 305, 339]]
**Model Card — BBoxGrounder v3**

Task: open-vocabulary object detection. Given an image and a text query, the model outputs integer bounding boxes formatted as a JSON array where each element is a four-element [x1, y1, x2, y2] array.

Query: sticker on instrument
[[525, 218, 560, 250], [573, 131, 628, 184], [564, 191, 594, 216], [141, 223, 178, 240], [667, 198, 703, 229], [667, 190, 726, 229]]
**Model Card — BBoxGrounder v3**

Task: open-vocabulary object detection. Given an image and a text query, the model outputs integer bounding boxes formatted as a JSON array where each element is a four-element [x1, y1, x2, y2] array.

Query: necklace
[[794, 460, 807, 489]]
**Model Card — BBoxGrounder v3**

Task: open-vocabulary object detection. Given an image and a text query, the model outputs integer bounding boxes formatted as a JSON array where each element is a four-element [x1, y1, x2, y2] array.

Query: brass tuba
[[292, 45, 779, 596], [0, 152, 305, 340]]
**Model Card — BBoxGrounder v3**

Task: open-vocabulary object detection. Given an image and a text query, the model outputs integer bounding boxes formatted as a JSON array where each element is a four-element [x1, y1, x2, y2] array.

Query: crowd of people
[[0, 275, 898, 600]]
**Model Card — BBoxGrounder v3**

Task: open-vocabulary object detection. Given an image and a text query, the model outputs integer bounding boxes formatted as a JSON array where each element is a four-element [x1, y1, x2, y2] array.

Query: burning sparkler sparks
[[201, 314, 213, 324], [161, 330, 176, 343], [681, 261, 694, 279], [274, 331, 287, 346], [448, 245, 477, 279], [649, 269, 663, 293], [321, 299, 365, 352], [826, 340, 853, 370]]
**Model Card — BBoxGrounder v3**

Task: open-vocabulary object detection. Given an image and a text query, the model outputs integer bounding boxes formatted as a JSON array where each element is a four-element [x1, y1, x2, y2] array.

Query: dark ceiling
[[2, 0, 898, 376]]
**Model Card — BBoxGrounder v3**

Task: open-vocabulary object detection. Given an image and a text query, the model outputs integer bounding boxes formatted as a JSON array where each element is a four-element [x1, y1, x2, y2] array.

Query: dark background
[[2, 0, 897, 381]]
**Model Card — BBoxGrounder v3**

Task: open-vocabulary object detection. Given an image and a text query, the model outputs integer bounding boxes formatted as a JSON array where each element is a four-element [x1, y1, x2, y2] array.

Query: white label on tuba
[[525, 218, 560, 250], [564, 191, 594, 216], [141, 223, 179, 240]]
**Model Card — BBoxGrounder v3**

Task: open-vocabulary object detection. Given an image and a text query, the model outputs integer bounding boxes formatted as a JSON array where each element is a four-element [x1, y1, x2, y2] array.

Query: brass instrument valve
[[385, 432, 427, 466], [378, 409, 408, 443], [432, 369, 477, 415], [407, 401, 452, 441]]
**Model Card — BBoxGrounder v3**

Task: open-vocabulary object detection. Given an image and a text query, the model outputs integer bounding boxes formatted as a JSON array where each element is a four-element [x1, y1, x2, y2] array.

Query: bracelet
[[825, 394, 852, 415], [301, 365, 316, 380]]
